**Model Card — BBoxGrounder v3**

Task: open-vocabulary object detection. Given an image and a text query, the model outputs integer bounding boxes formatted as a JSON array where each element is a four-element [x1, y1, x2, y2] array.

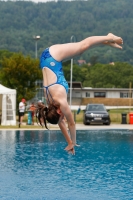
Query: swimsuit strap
[[43, 82, 57, 104]]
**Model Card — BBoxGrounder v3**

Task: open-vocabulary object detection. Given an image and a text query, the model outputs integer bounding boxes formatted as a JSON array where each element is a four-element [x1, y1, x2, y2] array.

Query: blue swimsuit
[[40, 48, 69, 102]]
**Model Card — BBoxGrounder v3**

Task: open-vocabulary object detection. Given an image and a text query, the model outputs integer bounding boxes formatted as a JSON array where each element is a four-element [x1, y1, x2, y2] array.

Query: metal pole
[[33, 35, 40, 59], [70, 58, 73, 109], [69, 35, 76, 110], [35, 40, 37, 58]]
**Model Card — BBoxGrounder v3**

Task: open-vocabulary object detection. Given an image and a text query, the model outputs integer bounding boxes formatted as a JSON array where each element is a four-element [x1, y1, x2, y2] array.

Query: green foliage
[[63, 61, 133, 88], [0, 0, 133, 63], [0, 52, 42, 105]]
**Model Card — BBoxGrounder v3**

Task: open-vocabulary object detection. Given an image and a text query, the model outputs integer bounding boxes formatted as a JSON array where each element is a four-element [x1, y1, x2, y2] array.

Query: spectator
[[29, 102, 36, 125], [19, 98, 26, 125]]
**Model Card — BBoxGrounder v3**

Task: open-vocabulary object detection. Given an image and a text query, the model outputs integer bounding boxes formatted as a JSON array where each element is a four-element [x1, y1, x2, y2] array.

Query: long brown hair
[[36, 102, 60, 129]]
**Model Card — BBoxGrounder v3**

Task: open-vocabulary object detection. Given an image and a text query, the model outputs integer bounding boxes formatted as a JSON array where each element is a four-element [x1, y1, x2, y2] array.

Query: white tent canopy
[[0, 84, 16, 125]]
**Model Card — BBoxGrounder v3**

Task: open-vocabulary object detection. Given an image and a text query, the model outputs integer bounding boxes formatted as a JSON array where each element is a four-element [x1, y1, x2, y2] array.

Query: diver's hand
[[68, 148, 75, 155], [68, 144, 80, 155], [65, 143, 74, 151], [65, 144, 75, 155], [64, 143, 80, 155]]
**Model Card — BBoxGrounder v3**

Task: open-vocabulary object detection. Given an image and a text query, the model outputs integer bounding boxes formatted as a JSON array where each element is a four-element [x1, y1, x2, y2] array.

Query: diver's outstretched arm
[[58, 119, 75, 155]]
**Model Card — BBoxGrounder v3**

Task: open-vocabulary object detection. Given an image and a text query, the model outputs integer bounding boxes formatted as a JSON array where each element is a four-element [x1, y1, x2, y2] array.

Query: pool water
[[0, 129, 133, 200]]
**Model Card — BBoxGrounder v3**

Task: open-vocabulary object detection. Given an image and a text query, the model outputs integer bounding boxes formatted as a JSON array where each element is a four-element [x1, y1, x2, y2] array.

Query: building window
[[120, 92, 130, 98], [94, 92, 106, 98], [35, 80, 43, 88], [86, 92, 90, 97]]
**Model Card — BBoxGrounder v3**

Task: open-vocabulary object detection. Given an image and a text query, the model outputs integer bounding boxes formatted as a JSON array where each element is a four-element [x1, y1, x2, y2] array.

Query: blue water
[[0, 129, 133, 200]]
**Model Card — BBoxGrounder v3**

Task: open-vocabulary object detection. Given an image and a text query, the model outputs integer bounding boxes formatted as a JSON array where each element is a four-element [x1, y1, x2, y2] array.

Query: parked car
[[83, 104, 111, 125]]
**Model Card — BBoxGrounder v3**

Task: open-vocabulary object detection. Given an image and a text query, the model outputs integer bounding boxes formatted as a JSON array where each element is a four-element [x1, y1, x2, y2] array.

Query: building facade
[[33, 81, 133, 106]]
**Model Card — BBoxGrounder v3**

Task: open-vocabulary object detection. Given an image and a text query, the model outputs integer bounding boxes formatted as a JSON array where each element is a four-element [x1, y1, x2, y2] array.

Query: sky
[[1, 0, 86, 4], [33, 0, 75, 2], [1, 0, 73, 2], [33, 0, 72, 2]]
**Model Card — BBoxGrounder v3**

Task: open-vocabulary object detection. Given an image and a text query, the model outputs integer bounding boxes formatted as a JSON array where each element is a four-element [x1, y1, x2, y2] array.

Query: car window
[[87, 105, 105, 111]]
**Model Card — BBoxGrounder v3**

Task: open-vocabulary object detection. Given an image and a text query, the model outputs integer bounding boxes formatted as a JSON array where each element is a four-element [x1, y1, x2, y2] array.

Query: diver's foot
[[103, 41, 122, 49], [107, 33, 123, 45]]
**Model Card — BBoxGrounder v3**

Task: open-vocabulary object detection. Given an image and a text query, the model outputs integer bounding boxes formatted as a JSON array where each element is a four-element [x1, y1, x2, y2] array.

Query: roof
[[0, 84, 16, 94], [68, 82, 82, 88], [77, 60, 86, 64], [81, 87, 133, 91]]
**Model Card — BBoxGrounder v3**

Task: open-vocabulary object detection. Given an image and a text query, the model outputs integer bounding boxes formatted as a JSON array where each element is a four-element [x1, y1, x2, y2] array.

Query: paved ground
[[1, 123, 133, 130], [49, 123, 133, 130], [75, 123, 133, 130]]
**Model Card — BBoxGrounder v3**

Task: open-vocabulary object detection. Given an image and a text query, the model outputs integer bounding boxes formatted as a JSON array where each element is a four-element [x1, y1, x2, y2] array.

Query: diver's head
[[36, 102, 62, 129], [46, 103, 61, 124]]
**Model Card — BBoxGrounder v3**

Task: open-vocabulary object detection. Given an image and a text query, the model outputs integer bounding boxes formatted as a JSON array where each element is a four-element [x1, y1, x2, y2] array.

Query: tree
[[1, 53, 42, 106]]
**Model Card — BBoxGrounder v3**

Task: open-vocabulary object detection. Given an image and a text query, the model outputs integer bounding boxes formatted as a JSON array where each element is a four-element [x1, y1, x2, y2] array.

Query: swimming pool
[[0, 129, 133, 200]]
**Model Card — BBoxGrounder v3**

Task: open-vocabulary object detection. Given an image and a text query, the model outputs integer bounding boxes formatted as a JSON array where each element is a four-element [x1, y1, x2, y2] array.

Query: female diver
[[37, 33, 123, 155]]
